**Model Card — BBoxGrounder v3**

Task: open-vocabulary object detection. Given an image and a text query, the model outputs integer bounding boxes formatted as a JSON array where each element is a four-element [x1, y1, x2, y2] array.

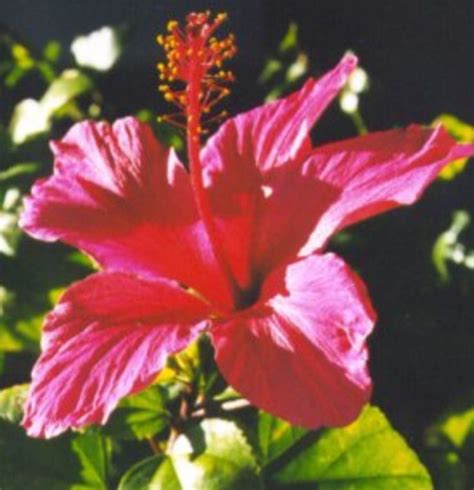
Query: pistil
[[157, 12, 241, 306]]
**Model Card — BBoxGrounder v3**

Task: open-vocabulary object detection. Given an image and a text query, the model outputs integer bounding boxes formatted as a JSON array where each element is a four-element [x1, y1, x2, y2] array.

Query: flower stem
[[350, 109, 368, 135]]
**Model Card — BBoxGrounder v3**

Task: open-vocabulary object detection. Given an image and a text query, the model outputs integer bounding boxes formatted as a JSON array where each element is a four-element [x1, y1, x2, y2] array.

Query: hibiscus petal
[[20, 117, 232, 306], [201, 55, 355, 287], [211, 253, 376, 428], [204, 53, 357, 175], [22, 272, 211, 438], [299, 125, 474, 253]]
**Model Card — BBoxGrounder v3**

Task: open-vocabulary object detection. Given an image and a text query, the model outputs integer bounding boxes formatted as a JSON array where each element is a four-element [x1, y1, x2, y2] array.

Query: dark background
[[2, 0, 473, 127]]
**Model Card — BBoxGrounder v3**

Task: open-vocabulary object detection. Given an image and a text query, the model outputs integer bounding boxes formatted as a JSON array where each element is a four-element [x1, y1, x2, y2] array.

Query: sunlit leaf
[[285, 53, 308, 83], [68, 251, 100, 270], [258, 411, 306, 465], [103, 385, 170, 440], [0, 384, 28, 424], [71, 26, 123, 72], [425, 393, 474, 490], [41, 69, 92, 116], [71, 432, 112, 489], [434, 114, 474, 180], [432, 210, 471, 281], [278, 22, 299, 54], [0, 323, 25, 352], [0, 162, 40, 182], [9, 98, 51, 145], [258, 59, 283, 85], [11, 43, 34, 70], [0, 187, 23, 256], [119, 418, 262, 489], [5, 65, 27, 88], [268, 406, 432, 489], [43, 41, 61, 63]]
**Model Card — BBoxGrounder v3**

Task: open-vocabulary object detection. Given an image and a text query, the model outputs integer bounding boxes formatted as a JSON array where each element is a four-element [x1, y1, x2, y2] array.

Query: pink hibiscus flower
[[20, 12, 474, 438]]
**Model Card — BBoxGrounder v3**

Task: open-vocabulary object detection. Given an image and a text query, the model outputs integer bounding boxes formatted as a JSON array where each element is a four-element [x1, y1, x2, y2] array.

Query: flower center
[[157, 12, 241, 308]]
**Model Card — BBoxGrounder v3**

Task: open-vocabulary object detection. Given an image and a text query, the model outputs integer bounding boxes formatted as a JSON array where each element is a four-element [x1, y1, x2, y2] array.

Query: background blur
[[1, 1, 474, 488]]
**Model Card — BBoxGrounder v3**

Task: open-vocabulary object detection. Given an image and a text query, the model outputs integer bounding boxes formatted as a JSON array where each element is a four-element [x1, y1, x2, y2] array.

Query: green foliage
[[0, 162, 39, 182], [9, 69, 92, 145], [0, 384, 28, 423], [103, 385, 171, 441], [71, 432, 112, 489], [0, 420, 81, 489], [41, 69, 92, 116], [258, 22, 308, 101], [258, 410, 306, 464], [119, 418, 263, 490], [263, 406, 432, 489], [432, 210, 473, 281], [434, 114, 474, 180], [425, 393, 474, 489]]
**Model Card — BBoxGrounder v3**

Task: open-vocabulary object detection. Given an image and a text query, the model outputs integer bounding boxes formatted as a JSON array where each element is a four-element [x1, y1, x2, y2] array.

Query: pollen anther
[[156, 11, 236, 131]]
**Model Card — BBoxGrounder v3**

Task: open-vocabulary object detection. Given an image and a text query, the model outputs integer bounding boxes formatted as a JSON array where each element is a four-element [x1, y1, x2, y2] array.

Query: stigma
[[156, 11, 236, 130]]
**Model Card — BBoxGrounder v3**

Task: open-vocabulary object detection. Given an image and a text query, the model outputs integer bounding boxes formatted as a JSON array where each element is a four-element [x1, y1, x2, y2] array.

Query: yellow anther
[[167, 20, 178, 31], [157, 12, 235, 128]]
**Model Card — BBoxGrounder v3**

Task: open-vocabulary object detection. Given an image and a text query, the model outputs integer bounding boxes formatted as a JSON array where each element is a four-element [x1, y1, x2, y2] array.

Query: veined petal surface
[[211, 253, 376, 428], [300, 125, 474, 253], [23, 272, 211, 438], [21, 117, 232, 306]]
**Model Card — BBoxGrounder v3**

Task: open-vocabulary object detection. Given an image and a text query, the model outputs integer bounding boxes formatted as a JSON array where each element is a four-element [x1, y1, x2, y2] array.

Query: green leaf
[[40, 69, 92, 116], [425, 392, 474, 489], [0, 420, 81, 489], [432, 210, 471, 281], [9, 98, 51, 145], [43, 41, 61, 63], [258, 410, 306, 464], [71, 432, 111, 489], [269, 406, 432, 489], [433, 114, 474, 180], [103, 385, 170, 440], [119, 418, 262, 489], [279, 22, 299, 53], [68, 251, 99, 270], [0, 384, 28, 424], [0, 162, 40, 182], [118, 455, 179, 490]]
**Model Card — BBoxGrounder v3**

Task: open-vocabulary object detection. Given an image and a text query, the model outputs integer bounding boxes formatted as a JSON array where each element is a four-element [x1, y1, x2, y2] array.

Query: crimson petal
[[300, 125, 474, 253], [20, 117, 232, 306], [201, 55, 355, 287], [211, 253, 376, 428], [22, 272, 211, 438]]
